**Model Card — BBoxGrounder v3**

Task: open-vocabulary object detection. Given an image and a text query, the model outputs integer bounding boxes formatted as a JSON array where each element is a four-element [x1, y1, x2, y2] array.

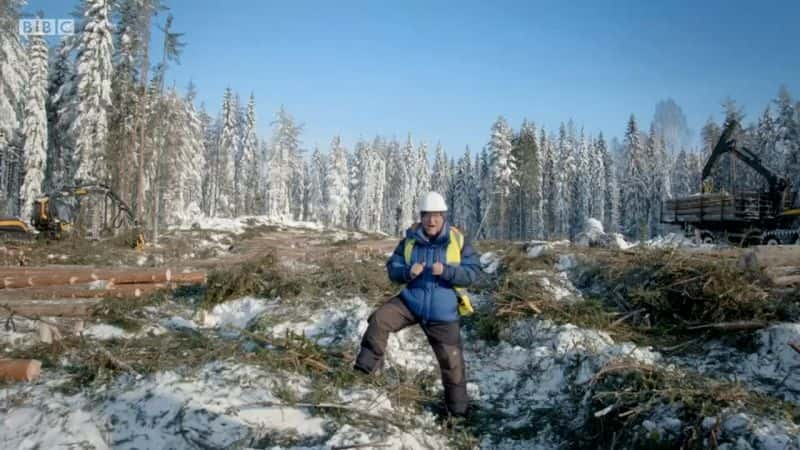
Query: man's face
[[421, 212, 444, 237]]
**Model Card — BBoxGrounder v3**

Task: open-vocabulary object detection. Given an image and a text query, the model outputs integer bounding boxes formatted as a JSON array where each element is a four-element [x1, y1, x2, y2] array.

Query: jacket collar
[[407, 222, 450, 246]]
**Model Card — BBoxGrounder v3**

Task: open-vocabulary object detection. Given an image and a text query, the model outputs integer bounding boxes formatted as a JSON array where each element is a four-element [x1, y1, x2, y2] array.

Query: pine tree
[[324, 135, 349, 227], [19, 32, 49, 224]]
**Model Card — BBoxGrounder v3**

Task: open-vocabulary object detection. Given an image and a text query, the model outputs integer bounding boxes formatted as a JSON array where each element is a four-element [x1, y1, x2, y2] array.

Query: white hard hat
[[419, 191, 448, 213]]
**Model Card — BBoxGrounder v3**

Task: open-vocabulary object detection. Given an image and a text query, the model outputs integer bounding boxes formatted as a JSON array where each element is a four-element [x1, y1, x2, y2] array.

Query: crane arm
[[701, 119, 788, 194]]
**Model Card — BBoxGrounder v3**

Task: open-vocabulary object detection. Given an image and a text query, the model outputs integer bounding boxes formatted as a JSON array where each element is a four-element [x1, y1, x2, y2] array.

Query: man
[[354, 191, 482, 417]]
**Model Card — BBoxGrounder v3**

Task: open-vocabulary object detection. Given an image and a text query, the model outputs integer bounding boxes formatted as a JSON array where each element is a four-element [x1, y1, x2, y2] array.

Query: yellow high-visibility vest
[[402, 226, 474, 316]]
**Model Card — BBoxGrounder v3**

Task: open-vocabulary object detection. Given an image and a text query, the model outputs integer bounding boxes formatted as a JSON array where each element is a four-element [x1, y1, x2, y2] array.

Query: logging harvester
[[662, 119, 800, 245], [0, 184, 144, 247]]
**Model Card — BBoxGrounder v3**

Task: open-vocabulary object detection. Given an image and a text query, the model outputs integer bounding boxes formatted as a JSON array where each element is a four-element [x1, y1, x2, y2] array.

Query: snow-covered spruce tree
[[511, 119, 541, 239], [201, 105, 217, 215], [213, 88, 237, 217], [306, 146, 325, 222], [487, 116, 517, 239], [447, 156, 457, 216], [452, 146, 477, 235], [413, 141, 430, 217], [645, 124, 670, 237], [588, 135, 606, 223], [349, 139, 383, 231], [324, 135, 348, 227], [108, 0, 144, 205], [231, 92, 246, 216], [620, 115, 649, 239], [600, 133, 619, 233], [381, 138, 403, 235], [700, 117, 722, 191], [70, 0, 114, 184], [0, 0, 28, 215], [671, 149, 692, 199], [266, 106, 301, 220], [369, 136, 387, 231], [397, 134, 417, 230], [475, 147, 492, 238], [569, 131, 590, 238], [652, 98, 691, 156], [755, 106, 778, 191], [46, 40, 74, 192], [180, 85, 205, 221], [241, 93, 259, 215], [775, 86, 799, 183], [431, 142, 450, 196], [19, 32, 49, 224], [553, 123, 574, 237], [540, 129, 555, 237]]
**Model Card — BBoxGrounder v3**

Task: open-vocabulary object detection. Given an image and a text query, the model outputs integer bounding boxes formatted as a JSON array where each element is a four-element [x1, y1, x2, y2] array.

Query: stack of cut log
[[740, 246, 800, 287], [0, 265, 206, 318], [663, 192, 769, 223]]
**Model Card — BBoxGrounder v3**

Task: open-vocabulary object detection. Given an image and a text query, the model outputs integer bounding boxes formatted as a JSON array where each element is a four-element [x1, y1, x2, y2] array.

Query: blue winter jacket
[[386, 222, 482, 323]]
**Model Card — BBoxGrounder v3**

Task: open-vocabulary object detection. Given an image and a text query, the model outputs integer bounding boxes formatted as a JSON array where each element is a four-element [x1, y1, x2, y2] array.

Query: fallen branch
[[96, 346, 140, 377], [687, 321, 768, 332], [611, 308, 647, 327], [332, 441, 391, 450]]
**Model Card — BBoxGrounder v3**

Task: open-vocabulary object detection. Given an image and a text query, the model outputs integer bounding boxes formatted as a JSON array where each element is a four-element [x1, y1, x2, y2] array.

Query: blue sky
[[25, 0, 800, 156]]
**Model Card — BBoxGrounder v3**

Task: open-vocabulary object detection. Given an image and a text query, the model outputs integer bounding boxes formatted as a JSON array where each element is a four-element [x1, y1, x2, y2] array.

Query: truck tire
[[763, 235, 781, 245]]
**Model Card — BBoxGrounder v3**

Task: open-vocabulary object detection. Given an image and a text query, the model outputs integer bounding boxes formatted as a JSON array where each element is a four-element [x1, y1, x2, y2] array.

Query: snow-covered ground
[[2, 219, 799, 449]]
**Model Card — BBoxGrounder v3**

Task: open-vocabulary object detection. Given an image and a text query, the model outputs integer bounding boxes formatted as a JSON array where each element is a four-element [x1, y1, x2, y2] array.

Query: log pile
[[0, 266, 206, 318], [740, 246, 800, 287], [662, 193, 771, 223]]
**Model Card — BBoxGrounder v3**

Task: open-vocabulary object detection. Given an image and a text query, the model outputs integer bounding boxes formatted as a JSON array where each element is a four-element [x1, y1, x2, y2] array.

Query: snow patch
[[200, 296, 274, 330], [83, 323, 129, 340], [481, 251, 501, 274]]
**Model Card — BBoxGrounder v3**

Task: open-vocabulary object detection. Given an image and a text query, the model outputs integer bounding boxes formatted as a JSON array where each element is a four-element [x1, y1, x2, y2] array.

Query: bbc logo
[[19, 19, 75, 36]]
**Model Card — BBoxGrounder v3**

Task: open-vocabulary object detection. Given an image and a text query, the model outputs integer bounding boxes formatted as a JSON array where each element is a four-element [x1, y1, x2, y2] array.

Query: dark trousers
[[355, 296, 468, 415]]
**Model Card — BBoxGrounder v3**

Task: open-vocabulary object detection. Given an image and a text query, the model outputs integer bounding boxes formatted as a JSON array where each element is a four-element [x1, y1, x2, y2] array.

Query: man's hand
[[409, 262, 425, 279], [432, 262, 444, 276]]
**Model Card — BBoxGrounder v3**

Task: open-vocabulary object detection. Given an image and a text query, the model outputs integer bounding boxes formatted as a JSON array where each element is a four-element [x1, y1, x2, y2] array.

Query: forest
[[1, 0, 799, 242]]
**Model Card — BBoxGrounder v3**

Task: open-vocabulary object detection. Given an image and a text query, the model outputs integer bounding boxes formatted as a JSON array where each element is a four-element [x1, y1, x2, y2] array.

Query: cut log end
[[0, 359, 42, 382]]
